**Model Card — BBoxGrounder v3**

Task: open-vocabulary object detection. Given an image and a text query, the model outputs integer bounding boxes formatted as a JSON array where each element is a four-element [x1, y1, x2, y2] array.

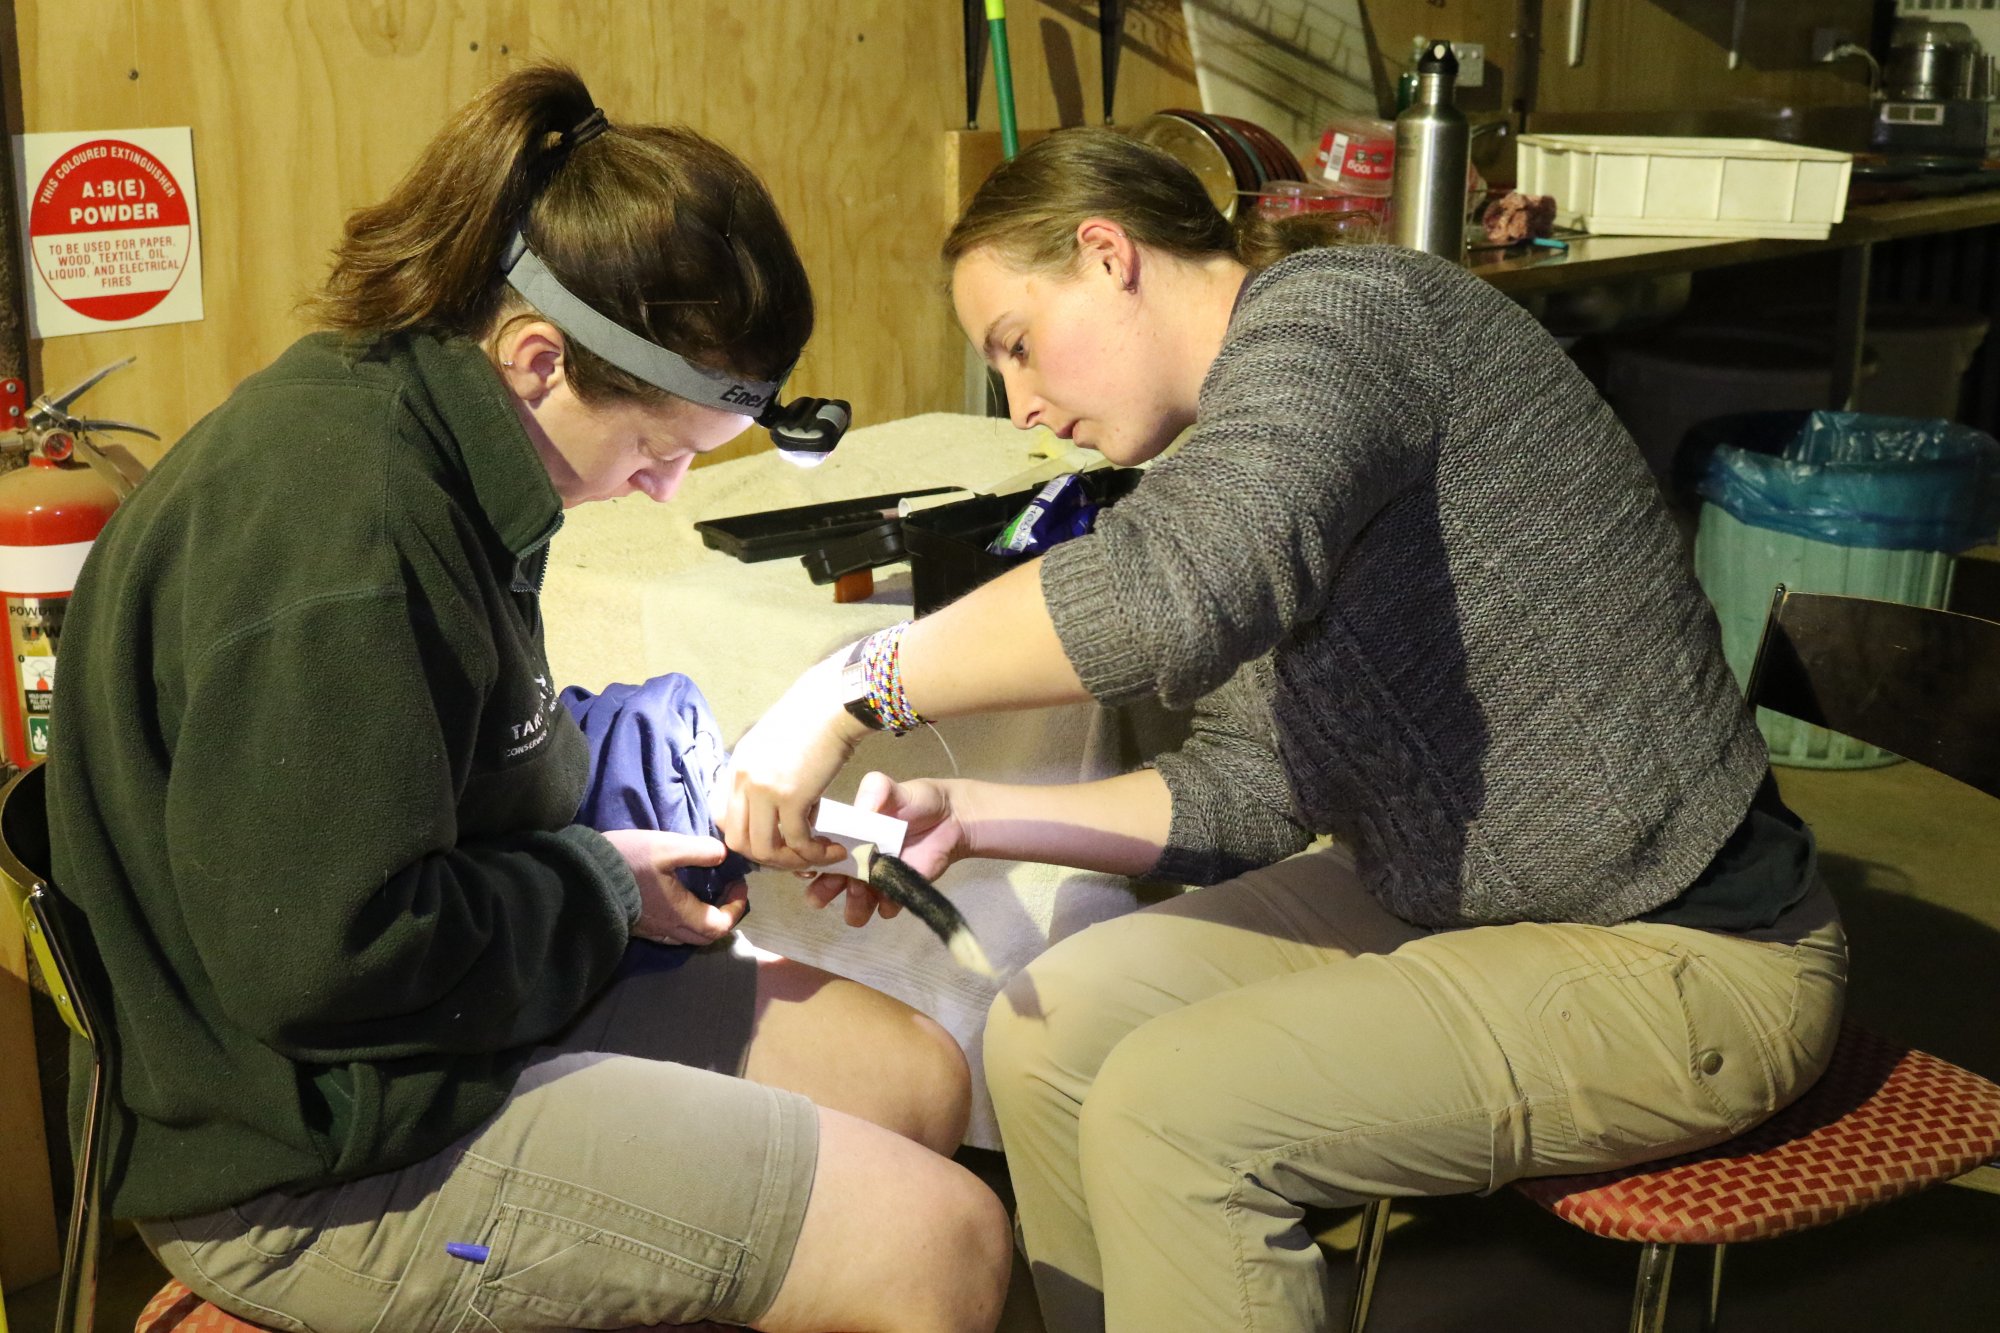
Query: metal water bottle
[[1390, 41, 1468, 263]]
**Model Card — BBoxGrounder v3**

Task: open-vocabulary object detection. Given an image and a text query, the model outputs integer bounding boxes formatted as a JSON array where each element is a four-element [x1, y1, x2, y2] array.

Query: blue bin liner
[[1691, 410, 2000, 553]]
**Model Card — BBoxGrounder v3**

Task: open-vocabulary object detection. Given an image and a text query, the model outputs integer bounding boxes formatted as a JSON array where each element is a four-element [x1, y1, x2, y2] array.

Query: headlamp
[[500, 232, 849, 466]]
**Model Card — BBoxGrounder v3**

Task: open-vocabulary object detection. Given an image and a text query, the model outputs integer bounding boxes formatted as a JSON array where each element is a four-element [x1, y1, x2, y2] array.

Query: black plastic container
[[905, 468, 1144, 615], [695, 487, 961, 563]]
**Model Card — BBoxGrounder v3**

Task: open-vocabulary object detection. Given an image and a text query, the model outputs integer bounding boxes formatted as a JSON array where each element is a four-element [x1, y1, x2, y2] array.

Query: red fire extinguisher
[[0, 359, 155, 769]]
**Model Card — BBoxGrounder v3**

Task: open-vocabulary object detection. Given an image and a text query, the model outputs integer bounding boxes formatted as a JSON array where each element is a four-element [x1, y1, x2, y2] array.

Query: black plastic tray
[[696, 487, 961, 563], [904, 468, 1144, 616]]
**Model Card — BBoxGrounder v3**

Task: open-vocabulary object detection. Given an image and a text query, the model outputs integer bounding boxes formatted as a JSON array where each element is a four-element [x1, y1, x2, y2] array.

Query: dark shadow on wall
[[1818, 852, 2000, 1079], [1040, 19, 1087, 126], [1038, 0, 1196, 82]]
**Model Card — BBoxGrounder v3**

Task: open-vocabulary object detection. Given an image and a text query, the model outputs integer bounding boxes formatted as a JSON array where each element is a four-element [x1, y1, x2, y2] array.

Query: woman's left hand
[[802, 770, 971, 927], [601, 828, 751, 946], [721, 649, 870, 869]]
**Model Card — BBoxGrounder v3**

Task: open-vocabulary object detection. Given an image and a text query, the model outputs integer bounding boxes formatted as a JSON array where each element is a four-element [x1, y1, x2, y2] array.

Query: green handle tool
[[986, 0, 1020, 160]]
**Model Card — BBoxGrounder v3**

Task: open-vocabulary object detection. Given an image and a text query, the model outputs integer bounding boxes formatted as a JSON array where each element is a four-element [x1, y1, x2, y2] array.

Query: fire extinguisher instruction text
[[19, 126, 204, 333], [4, 595, 71, 763]]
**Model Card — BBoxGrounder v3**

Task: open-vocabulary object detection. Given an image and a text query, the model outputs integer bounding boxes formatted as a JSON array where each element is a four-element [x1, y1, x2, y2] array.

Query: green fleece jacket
[[46, 331, 642, 1219]]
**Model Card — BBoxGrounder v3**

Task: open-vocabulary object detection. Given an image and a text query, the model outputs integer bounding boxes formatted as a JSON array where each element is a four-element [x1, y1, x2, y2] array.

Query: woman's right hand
[[804, 771, 974, 928], [721, 649, 868, 871]]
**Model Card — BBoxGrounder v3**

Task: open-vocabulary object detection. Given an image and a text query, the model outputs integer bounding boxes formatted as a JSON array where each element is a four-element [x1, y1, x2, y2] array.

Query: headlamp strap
[[498, 231, 782, 416]]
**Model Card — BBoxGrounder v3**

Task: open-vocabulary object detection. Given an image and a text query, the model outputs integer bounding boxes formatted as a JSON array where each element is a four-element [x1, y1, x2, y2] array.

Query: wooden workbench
[[1471, 190, 2000, 296], [1470, 190, 2000, 411]]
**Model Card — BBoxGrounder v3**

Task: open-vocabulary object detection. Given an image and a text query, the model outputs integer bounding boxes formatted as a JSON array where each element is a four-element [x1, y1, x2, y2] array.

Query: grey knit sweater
[[1040, 245, 1767, 928]]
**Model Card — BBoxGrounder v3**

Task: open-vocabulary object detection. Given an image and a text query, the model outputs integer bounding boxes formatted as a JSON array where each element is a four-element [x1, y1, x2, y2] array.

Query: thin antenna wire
[[925, 721, 961, 776]]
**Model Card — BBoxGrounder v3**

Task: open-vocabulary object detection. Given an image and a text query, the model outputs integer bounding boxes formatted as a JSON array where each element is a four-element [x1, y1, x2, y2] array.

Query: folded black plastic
[[802, 519, 909, 585], [695, 486, 960, 563]]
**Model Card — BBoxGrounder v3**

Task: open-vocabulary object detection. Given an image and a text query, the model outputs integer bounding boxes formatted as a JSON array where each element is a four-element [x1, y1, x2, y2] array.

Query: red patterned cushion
[[135, 1279, 280, 1333], [1515, 1021, 2000, 1245]]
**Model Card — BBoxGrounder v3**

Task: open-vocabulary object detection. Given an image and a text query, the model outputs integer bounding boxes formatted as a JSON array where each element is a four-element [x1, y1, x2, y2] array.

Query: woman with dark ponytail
[[48, 65, 1009, 1333], [725, 128, 1845, 1330]]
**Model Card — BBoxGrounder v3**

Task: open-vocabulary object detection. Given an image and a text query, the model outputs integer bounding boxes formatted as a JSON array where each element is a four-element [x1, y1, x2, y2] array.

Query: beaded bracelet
[[861, 620, 925, 734]]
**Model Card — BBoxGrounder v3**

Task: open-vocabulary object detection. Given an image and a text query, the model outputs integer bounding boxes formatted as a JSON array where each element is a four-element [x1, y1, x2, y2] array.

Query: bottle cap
[[1418, 41, 1458, 77]]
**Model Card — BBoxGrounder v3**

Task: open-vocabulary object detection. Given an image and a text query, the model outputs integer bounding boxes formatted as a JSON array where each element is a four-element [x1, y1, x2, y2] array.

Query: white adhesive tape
[[811, 798, 908, 877]]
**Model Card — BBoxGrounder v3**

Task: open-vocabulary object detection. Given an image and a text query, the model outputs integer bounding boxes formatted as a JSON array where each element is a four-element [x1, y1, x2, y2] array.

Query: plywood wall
[[1361, 0, 1876, 123], [10, 1, 1200, 460], [1529, 0, 1877, 116]]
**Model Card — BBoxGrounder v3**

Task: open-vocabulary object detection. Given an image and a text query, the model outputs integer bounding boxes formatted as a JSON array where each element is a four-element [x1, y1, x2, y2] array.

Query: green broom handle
[[986, 0, 1020, 160]]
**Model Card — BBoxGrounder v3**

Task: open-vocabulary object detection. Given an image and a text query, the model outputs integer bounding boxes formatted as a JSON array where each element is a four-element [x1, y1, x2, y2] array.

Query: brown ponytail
[[1233, 210, 1373, 271], [943, 127, 1364, 276], [310, 62, 812, 403]]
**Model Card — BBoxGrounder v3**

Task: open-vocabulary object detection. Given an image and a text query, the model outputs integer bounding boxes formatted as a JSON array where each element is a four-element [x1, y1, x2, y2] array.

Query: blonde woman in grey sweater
[[724, 129, 1843, 1333]]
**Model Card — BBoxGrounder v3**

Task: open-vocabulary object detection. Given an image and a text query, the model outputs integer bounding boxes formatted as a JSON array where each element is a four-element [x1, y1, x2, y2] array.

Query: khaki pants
[[984, 844, 1846, 1333]]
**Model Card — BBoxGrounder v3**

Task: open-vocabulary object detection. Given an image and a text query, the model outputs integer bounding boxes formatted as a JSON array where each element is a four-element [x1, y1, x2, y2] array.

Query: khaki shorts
[[140, 937, 817, 1333]]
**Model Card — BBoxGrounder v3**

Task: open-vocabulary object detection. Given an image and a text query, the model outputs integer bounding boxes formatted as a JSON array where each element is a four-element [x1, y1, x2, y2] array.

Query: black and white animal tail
[[857, 845, 995, 977]]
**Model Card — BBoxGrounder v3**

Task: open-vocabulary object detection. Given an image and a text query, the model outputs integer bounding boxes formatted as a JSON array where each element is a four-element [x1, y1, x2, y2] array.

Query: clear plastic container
[[1315, 113, 1395, 197], [1254, 181, 1385, 242], [1319, 190, 1392, 228]]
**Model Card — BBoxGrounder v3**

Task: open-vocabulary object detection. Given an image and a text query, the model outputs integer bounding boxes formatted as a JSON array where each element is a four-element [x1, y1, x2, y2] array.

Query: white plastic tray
[[1516, 134, 1854, 240]]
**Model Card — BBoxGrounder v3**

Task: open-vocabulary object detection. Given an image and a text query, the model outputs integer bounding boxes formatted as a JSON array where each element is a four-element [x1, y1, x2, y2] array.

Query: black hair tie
[[560, 107, 609, 152]]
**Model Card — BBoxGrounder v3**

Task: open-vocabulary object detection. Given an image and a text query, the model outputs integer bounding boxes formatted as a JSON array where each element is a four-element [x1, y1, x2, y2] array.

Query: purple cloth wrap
[[559, 674, 755, 906]]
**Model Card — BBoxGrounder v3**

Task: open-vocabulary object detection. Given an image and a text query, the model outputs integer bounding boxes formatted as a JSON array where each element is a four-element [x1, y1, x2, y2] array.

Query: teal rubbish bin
[[1690, 410, 2000, 768]]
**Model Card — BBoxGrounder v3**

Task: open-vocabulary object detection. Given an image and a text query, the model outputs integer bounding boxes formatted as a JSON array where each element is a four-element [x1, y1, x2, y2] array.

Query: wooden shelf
[[1472, 190, 2000, 296], [948, 128, 2000, 300]]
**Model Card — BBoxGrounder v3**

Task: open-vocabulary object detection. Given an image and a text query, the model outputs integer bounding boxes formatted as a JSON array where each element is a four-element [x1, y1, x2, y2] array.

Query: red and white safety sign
[[15, 127, 204, 337]]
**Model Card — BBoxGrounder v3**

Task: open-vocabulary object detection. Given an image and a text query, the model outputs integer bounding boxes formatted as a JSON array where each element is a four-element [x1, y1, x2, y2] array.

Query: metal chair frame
[[1344, 588, 2000, 1332], [1, 764, 114, 1333]]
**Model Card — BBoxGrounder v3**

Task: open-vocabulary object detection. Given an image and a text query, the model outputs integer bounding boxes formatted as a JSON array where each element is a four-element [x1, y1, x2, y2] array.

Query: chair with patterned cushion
[[0, 767, 279, 1333], [133, 1279, 279, 1333], [3, 764, 114, 1333], [1343, 589, 2000, 1333]]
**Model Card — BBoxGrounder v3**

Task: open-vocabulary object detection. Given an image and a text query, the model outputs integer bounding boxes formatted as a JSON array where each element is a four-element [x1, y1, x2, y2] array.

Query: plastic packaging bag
[[1314, 113, 1395, 197], [1693, 410, 2000, 552], [986, 473, 1101, 558]]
